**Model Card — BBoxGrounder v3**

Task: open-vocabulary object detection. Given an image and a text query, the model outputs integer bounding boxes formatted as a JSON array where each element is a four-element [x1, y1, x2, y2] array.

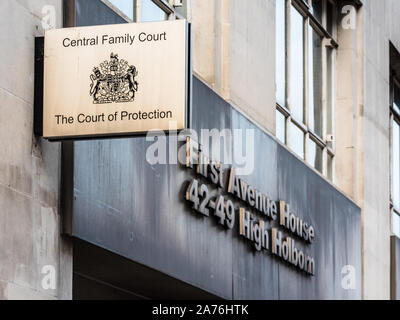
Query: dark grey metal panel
[[72, 76, 362, 300], [331, 190, 362, 299], [73, 138, 233, 299], [191, 77, 232, 134], [229, 109, 279, 300], [276, 147, 361, 299], [73, 238, 222, 300]]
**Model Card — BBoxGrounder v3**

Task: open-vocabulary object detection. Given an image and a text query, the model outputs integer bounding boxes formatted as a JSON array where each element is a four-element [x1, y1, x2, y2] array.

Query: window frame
[[390, 77, 400, 238], [276, 0, 337, 181], [101, 0, 185, 23], [101, 0, 136, 21]]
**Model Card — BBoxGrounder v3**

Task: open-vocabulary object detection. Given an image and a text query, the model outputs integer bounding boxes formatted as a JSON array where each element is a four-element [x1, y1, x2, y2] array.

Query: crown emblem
[[89, 52, 138, 104]]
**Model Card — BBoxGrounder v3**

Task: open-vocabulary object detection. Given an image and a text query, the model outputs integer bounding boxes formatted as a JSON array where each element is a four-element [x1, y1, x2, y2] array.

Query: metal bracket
[[34, 37, 44, 137]]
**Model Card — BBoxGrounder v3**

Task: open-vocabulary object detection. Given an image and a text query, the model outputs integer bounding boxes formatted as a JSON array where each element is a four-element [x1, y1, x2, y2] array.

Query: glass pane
[[289, 6, 305, 123], [311, 0, 323, 24], [175, 0, 187, 18], [290, 122, 305, 159], [276, 0, 286, 107], [393, 212, 400, 238], [327, 47, 334, 136], [394, 84, 400, 115], [308, 138, 323, 173], [308, 25, 323, 137], [109, 0, 134, 20], [393, 120, 400, 208], [327, 0, 334, 35], [276, 110, 286, 143], [141, 0, 167, 22], [327, 154, 333, 181]]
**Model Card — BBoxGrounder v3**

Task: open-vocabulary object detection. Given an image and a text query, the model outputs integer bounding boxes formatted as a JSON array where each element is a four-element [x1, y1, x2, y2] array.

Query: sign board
[[43, 20, 189, 139]]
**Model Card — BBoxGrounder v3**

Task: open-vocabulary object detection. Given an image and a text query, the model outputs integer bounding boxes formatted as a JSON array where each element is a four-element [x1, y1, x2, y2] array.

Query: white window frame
[[276, 0, 337, 181]]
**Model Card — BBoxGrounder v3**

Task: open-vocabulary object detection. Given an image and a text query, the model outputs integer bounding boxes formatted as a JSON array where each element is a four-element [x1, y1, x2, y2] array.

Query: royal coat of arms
[[90, 53, 139, 104]]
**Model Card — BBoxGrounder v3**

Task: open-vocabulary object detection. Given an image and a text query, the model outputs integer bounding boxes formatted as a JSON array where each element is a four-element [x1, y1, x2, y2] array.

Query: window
[[275, 0, 337, 181], [391, 81, 400, 238], [289, 6, 305, 123], [108, 0, 135, 20], [276, 110, 286, 143], [141, 0, 168, 22], [104, 0, 186, 22], [275, 0, 286, 108]]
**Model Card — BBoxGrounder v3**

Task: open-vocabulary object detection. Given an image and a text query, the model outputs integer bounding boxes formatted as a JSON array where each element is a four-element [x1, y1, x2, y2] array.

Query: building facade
[[0, 0, 399, 299]]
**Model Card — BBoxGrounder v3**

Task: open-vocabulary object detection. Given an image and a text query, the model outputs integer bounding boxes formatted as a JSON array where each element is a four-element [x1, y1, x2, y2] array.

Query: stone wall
[[191, 0, 276, 135], [0, 0, 72, 300]]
